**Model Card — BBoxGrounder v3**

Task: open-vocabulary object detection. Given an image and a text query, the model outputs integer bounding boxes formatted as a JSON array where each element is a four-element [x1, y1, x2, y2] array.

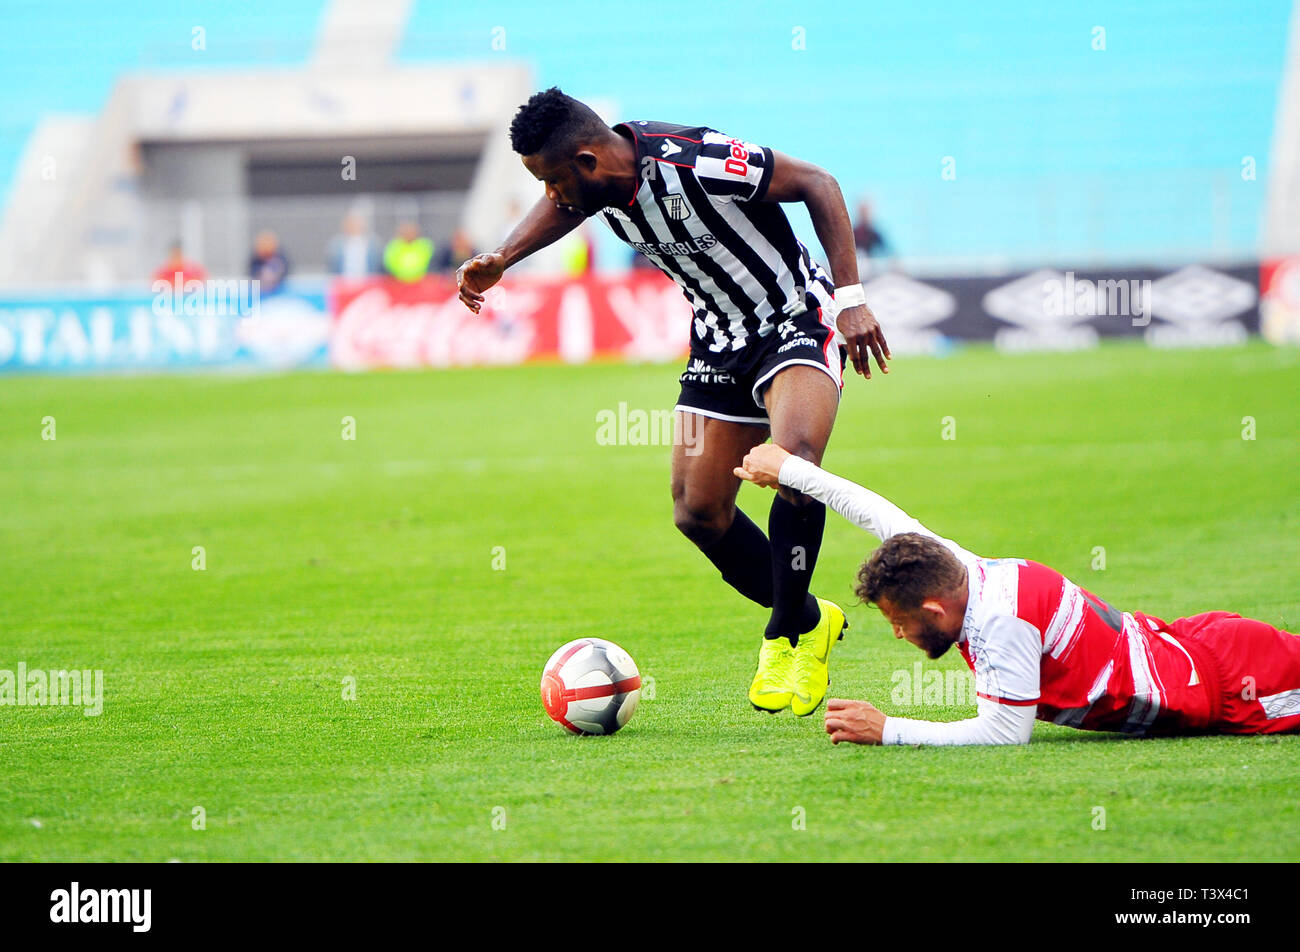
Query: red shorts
[[1140, 611, 1300, 734]]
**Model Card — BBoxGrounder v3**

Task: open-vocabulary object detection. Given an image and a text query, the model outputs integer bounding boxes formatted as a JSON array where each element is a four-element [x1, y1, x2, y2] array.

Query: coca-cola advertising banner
[[328, 272, 692, 371]]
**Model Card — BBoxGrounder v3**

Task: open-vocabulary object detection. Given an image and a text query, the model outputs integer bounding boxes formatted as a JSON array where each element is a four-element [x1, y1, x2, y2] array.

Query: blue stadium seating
[[1, 0, 1290, 265]]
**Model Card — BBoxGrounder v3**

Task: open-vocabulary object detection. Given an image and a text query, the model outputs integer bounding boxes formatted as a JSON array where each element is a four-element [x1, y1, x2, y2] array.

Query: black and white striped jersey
[[599, 120, 835, 353]]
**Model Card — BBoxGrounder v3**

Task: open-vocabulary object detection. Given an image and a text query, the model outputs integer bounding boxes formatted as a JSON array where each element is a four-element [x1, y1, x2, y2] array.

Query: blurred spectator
[[327, 214, 382, 277], [499, 198, 524, 246], [434, 228, 477, 273], [152, 240, 206, 288], [559, 225, 595, 277], [383, 222, 434, 283], [497, 197, 546, 275], [853, 199, 891, 275], [250, 230, 290, 295]]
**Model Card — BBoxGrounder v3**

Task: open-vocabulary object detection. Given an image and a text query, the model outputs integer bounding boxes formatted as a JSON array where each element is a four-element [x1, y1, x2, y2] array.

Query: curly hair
[[509, 87, 608, 157], [855, 533, 966, 611]]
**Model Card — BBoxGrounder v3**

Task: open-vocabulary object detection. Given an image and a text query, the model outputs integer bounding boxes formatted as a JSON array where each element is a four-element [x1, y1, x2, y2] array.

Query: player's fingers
[[868, 334, 889, 374], [878, 326, 892, 359], [825, 717, 847, 733], [854, 337, 871, 378], [734, 466, 758, 483], [826, 697, 850, 710]]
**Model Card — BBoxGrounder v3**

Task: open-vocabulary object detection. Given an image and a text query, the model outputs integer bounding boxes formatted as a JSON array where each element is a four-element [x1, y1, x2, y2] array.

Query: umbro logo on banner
[[660, 194, 691, 220]]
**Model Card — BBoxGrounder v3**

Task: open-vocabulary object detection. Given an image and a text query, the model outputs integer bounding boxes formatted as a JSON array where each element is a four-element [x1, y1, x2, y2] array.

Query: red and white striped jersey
[[776, 455, 1206, 738], [958, 558, 1200, 734]]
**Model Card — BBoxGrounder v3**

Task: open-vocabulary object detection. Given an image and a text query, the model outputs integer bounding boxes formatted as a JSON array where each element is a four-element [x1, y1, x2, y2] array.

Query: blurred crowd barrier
[[0, 258, 1296, 374]]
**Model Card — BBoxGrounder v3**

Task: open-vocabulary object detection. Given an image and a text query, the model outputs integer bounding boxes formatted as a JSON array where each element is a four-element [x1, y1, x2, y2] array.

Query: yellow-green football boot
[[748, 635, 795, 713], [789, 598, 848, 716]]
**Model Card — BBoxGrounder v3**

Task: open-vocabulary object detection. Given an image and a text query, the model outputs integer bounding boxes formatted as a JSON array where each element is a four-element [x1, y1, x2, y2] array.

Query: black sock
[[764, 494, 825, 644], [699, 508, 774, 608]]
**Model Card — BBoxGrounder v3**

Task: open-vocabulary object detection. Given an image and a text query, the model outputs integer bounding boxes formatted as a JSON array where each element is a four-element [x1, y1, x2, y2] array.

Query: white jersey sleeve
[[695, 131, 773, 203], [777, 456, 978, 564], [970, 614, 1043, 705], [882, 695, 1036, 746]]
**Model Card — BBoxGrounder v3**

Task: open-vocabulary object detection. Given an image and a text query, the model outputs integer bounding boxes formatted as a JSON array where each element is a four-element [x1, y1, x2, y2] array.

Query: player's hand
[[825, 697, 887, 745], [456, 252, 507, 313], [836, 303, 890, 379], [733, 443, 792, 489]]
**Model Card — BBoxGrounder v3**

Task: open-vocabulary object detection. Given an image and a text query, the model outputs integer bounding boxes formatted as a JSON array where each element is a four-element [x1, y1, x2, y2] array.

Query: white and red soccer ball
[[540, 638, 641, 735]]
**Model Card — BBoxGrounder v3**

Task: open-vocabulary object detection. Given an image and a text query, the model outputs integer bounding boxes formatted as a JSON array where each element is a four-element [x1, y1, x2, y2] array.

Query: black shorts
[[674, 307, 845, 425]]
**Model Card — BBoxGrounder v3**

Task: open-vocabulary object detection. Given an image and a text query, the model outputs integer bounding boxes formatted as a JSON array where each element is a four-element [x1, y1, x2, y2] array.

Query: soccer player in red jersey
[[456, 89, 891, 716], [734, 442, 1300, 745]]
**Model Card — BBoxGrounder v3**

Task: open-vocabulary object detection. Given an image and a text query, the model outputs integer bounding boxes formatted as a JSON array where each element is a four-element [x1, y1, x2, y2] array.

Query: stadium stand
[[0, 0, 1292, 286]]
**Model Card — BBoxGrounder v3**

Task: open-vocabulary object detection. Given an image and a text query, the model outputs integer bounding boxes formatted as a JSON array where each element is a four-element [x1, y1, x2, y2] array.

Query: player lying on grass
[[456, 88, 891, 717], [734, 443, 1300, 745]]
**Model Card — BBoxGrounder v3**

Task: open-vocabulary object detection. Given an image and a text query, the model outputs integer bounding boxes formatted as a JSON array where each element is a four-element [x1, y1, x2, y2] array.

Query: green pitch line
[[0, 339, 1297, 861]]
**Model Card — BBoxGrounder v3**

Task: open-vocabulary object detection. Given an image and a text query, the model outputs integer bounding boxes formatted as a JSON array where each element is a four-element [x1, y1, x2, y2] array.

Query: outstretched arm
[[734, 443, 977, 561], [456, 197, 584, 312], [825, 612, 1043, 746], [826, 696, 1036, 746], [763, 152, 890, 379]]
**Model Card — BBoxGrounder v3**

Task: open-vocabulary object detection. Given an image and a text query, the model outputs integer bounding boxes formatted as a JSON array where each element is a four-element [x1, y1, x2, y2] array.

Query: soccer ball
[[540, 638, 641, 735]]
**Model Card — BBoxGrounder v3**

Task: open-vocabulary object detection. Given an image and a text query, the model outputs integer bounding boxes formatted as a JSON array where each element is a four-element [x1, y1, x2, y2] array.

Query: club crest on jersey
[[659, 193, 691, 221]]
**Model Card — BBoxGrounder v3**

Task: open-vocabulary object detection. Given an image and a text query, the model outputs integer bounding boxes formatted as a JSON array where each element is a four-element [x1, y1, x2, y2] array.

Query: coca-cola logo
[[330, 284, 539, 371]]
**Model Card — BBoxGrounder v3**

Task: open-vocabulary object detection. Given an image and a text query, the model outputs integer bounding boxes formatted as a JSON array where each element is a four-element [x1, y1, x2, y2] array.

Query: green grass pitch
[[1, 339, 1297, 862]]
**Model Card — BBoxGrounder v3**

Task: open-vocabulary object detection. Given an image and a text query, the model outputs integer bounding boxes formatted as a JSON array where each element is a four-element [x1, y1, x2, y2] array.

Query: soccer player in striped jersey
[[456, 88, 891, 716], [734, 442, 1300, 744]]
